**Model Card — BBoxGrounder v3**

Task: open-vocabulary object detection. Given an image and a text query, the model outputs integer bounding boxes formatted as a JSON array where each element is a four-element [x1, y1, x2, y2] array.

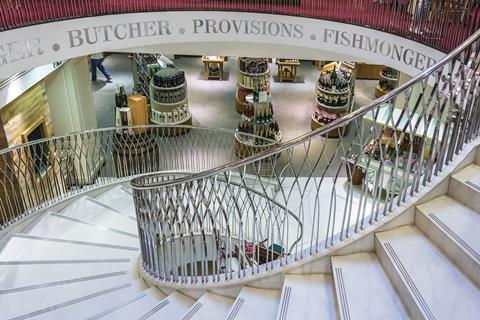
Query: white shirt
[[90, 53, 103, 59]]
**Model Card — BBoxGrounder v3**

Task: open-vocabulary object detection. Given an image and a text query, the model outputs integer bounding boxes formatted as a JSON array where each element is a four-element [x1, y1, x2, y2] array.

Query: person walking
[[90, 53, 112, 82]]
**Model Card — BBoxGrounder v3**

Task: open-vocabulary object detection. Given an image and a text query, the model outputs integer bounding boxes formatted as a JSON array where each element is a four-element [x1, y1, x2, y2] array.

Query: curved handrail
[[1, 1, 478, 52], [131, 28, 480, 284]]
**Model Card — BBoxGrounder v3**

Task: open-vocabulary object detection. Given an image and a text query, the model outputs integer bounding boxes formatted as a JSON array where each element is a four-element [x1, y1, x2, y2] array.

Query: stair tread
[[0, 234, 137, 262], [0, 272, 130, 319], [451, 163, 480, 186], [417, 195, 480, 258], [0, 261, 132, 291], [140, 291, 196, 320], [28, 280, 147, 320], [60, 196, 138, 235], [95, 185, 136, 218], [275, 274, 336, 320], [331, 253, 409, 320], [180, 292, 233, 320], [226, 287, 280, 320], [376, 225, 480, 319], [25, 212, 139, 248], [91, 287, 166, 320]]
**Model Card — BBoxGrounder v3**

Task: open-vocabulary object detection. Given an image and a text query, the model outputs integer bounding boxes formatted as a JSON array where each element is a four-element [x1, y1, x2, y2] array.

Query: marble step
[[0, 261, 132, 292], [275, 274, 336, 320], [0, 234, 137, 262], [24, 212, 139, 248], [449, 163, 480, 212], [95, 185, 136, 219], [225, 287, 281, 320], [59, 196, 138, 235], [331, 253, 409, 320], [375, 225, 480, 320], [0, 271, 130, 319], [138, 291, 196, 320], [28, 280, 148, 320], [180, 292, 234, 320], [87, 286, 166, 320], [416, 195, 480, 287]]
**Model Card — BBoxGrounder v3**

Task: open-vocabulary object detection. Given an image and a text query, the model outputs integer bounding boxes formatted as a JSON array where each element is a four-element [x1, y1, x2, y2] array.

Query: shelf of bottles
[[375, 66, 399, 98], [235, 82, 282, 158], [312, 61, 356, 137], [149, 67, 192, 127], [134, 53, 162, 101], [235, 57, 270, 113]]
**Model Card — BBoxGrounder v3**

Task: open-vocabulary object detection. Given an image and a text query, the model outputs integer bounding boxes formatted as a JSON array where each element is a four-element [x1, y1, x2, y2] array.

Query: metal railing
[[1, 0, 479, 52], [131, 29, 480, 284], [0, 126, 276, 227]]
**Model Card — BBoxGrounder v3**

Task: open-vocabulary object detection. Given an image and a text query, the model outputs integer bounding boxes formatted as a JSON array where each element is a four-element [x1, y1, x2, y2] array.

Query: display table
[[202, 56, 225, 80], [276, 59, 300, 82]]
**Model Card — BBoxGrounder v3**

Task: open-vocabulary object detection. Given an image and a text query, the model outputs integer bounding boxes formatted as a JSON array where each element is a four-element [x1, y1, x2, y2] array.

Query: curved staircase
[[1, 150, 479, 320]]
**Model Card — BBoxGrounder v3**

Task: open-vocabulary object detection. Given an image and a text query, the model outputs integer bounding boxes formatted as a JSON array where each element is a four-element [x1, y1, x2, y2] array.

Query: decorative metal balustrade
[[0, 127, 274, 227], [0, 0, 479, 52], [130, 29, 480, 284]]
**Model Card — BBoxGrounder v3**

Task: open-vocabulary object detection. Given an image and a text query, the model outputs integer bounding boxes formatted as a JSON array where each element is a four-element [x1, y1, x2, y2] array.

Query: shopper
[[90, 53, 112, 82]]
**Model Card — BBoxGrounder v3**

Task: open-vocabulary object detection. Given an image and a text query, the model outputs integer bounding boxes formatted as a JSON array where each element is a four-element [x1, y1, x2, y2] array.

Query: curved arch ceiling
[[0, 11, 445, 78]]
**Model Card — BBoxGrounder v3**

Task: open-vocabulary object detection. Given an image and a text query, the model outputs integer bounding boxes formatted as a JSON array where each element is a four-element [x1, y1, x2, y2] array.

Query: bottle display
[[134, 53, 161, 101], [236, 86, 282, 150], [376, 66, 399, 98], [149, 66, 192, 126], [236, 57, 271, 114], [115, 85, 128, 108], [312, 61, 356, 136]]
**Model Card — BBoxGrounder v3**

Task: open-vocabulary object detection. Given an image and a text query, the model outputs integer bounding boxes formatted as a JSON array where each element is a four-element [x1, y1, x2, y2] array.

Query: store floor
[[91, 54, 378, 179], [92, 54, 377, 140]]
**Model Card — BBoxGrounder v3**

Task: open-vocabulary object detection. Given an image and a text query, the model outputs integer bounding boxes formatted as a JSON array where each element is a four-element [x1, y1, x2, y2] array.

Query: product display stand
[[149, 67, 192, 135], [235, 86, 282, 159], [235, 57, 270, 114], [133, 54, 161, 101], [375, 66, 399, 98], [276, 59, 300, 82], [202, 56, 225, 80], [311, 61, 356, 138]]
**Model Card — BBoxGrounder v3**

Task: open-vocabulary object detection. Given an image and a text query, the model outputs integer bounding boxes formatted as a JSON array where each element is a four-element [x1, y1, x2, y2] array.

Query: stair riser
[[415, 210, 480, 287], [374, 236, 425, 320], [448, 178, 480, 213]]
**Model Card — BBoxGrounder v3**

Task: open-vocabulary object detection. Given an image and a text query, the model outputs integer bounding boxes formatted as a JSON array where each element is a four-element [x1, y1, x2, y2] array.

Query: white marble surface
[[96, 287, 166, 320], [180, 292, 234, 320], [96, 185, 137, 219], [0, 235, 137, 262], [29, 280, 147, 320], [25, 212, 139, 248], [376, 225, 480, 320], [0, 274, 131, 320], [276, 274, 337, 320], [331, 253, 409, 320], [0, 261, 131, 291], [144, 291, 196, 320], [60, 196, 138, 235], [226, 286, 280, 320], [449, 164, 480, 212], [415, 195, 480, 287]]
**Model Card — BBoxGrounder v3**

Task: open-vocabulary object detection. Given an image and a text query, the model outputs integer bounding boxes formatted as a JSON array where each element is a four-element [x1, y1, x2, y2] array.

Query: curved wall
[[0, 11, 445, 78]]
